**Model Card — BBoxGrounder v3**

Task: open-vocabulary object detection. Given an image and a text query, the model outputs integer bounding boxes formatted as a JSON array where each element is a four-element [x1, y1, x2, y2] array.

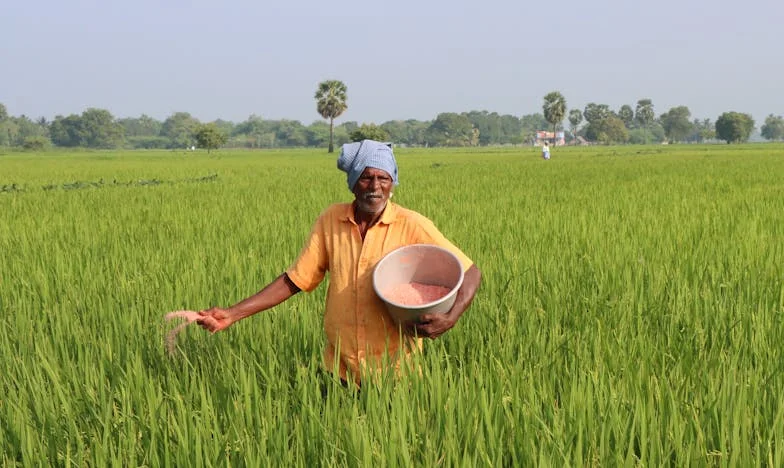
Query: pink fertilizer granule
[[164, 310, 201, 355], [383, 282, 452, 306]]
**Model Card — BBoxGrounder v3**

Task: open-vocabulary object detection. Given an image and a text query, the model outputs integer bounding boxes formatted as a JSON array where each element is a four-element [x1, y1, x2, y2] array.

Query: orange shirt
[[286, 201, 473, 384]]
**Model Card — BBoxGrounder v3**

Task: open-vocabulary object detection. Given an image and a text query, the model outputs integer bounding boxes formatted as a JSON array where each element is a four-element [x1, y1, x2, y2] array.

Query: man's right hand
[[197, 307, 236, 333]]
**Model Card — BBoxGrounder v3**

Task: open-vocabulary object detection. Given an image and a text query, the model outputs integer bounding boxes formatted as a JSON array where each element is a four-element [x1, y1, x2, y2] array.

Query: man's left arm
[[410, 264, 481, 339]]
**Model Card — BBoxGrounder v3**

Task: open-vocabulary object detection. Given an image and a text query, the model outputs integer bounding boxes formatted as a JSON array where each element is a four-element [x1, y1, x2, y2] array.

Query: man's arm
[[197, 273, 301, 333]]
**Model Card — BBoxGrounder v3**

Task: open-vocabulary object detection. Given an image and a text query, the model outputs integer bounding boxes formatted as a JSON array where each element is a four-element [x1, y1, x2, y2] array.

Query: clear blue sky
[[2, 0, 781, 126]]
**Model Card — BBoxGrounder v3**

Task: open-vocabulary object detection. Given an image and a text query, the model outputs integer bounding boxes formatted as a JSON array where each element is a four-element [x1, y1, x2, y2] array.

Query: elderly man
[[197, 139, 481, 386]]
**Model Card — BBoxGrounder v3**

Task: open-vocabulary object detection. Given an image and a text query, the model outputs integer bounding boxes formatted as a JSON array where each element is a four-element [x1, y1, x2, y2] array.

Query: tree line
[[1, 82, 782, 151], [538, 92, 773, 146]]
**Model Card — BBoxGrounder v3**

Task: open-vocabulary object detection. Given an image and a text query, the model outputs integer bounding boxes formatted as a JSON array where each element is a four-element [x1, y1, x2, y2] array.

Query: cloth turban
[[337, 139, 399, 190]]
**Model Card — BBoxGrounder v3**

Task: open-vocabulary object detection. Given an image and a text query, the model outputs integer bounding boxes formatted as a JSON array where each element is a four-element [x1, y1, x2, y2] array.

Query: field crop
[[1, 144, 783, 466]]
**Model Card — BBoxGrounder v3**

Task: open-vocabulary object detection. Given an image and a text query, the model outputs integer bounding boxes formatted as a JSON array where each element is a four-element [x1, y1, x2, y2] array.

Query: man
[[197, 139, 481, 386]]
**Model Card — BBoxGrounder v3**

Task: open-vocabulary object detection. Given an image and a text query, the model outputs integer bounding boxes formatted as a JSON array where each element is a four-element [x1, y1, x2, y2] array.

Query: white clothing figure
[[542, 142, 551, 160]]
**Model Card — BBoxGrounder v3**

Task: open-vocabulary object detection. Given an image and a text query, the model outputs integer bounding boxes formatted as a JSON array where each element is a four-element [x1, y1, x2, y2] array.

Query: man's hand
[[197, 307, 236, 333], [406, 312, 458, 339], [403, 264, 481, 339]]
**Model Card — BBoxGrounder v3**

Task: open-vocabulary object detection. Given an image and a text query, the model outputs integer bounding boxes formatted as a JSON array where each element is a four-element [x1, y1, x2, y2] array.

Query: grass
[[1, 144, 783, 466]]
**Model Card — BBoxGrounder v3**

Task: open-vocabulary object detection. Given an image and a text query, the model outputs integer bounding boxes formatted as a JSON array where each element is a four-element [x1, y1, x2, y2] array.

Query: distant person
[[542, 141, 551, 160], [194, 139, 482, 387]]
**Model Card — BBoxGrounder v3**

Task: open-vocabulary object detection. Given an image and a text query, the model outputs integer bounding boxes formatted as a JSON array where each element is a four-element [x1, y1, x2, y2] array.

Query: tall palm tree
[[315, 80, 348, 153], [635, 99, 655, 144], [568, 108, 583, 143], [542, 91, 567, 145]]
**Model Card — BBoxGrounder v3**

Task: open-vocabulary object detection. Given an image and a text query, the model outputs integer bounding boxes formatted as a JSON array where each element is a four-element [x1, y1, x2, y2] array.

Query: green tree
[[425, 113, 477, 147], [273, 119, 308, 147], [80, 108, 124, 148], [760, 114, 784, 141], [380, 119, 430, 146], [462, 111, 522, 146], [161, 112, 200, 149], [628, 123, 665, 144], [10, 115, 48, 147], [583, 103, 611, 125], [118, 115, 165, 148], [212, 119, 235, 136], [498, 114, 524, 145], [338, 121, 359, 136], [305, 121, 331, 147], [635, 99, 655, 143], [350, 123, 390, 142], [117, 114, 162, 137], [618, 105, 634, 128], [194, 123, 228, 153], [0, 121, 17, 147], [659, 106, 693, 143], [583, 103, 611, 143], [233, 114, 270, 148], [599, 116, 630, 144], [585, 115, 629, 144], [568, 109, 583, 141], [542, 91, 567, 142], [0, 105, 13, 146], [688, 118, 715, 143], [699, 119, 716, 142], [49, 114, 84, 147], [315, 79, 348, 153], [464, 110, 497, 145], [715, 112, 755, 143]]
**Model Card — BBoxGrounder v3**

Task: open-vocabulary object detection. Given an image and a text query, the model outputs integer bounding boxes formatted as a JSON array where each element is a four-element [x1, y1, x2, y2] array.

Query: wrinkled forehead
[[360, 166, 392, 178]]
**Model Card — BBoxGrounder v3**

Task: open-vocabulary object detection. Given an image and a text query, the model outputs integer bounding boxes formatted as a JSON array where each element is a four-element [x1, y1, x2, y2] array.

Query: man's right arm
[[197, 273, 301, 333]]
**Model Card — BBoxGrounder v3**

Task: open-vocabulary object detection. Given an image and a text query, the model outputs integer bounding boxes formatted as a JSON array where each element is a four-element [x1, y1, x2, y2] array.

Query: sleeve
[[286, 213, 329, 292]]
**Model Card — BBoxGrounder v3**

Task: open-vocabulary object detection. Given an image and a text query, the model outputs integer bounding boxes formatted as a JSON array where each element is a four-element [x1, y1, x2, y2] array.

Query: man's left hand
[[406, 312, 458, 339]]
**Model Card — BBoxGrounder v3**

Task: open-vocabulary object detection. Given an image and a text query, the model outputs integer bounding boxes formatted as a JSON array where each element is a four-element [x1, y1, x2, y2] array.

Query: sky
[[1, 0, 782, 126]]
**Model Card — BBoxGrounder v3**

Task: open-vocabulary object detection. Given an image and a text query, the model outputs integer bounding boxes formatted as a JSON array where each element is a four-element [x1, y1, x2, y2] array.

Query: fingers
[[195, 315, 222, 333], [402, 319, 437, 339], [198, 307, 228, 319], [408, 313, 453, 339]]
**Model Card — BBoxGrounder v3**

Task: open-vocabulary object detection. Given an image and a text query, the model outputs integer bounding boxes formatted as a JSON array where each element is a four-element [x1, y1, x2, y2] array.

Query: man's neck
[[353, 202, 387, 230]]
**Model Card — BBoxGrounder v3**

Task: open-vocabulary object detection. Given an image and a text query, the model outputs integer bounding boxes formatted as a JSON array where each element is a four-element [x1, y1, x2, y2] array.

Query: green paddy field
[[1, 144, 783, 466]]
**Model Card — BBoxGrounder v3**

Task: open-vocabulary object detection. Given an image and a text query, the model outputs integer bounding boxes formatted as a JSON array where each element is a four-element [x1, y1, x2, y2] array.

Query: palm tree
[[635, 99, 655, 144], [315, 80, 348, 153], [542, 91, 567, 145], [568, 108, 583, 143]]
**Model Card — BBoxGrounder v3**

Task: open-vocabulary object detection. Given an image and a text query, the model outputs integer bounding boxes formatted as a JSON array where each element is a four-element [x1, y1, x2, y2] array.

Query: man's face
[[353, 167, 393, 215]]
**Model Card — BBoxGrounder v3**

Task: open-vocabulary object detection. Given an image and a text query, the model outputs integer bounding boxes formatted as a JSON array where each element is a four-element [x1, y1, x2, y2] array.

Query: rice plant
[[1, 144, 783, 466]]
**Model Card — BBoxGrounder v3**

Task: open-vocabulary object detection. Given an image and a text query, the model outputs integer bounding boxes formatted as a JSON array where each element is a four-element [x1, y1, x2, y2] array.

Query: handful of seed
[[164, 310, 201, 355]]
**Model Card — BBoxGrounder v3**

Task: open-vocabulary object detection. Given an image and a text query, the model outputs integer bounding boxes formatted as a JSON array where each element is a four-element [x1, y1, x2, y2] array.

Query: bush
[[22, 136, 51, 151]]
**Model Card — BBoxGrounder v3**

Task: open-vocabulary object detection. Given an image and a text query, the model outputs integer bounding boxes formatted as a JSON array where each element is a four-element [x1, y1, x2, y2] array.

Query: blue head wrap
[[337, 139, 399, 190]]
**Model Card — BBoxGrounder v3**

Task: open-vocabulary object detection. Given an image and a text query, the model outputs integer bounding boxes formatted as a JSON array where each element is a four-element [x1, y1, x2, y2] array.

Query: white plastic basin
[[373, 244, 464, 324]]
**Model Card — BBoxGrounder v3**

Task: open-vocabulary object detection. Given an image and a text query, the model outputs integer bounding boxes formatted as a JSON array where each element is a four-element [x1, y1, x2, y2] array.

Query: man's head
[[352, 167, 394, 215], [337, 140, 398, 215], [337, 139, 399, 191]]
